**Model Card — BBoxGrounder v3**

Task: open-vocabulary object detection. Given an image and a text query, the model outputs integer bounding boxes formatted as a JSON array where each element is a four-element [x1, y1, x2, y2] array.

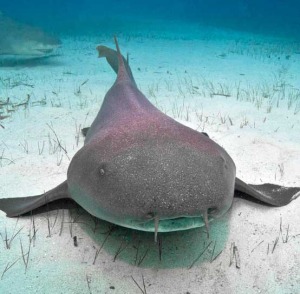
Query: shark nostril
[[208, 207, 218, 214], [145, 212, 154, 219]]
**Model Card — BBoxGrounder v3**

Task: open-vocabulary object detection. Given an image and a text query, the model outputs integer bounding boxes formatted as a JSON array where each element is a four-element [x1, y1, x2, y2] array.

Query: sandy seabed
[[0, 23, 300, 293]]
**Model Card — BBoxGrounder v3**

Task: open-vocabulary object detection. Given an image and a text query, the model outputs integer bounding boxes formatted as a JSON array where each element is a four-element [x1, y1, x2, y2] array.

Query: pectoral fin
[[235, 177, 300, 206], [0, 180, 69, 217]]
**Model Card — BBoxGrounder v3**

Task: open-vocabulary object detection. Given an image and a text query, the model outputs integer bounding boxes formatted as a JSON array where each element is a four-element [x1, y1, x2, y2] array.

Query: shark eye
[[97, 163, 108, 177]]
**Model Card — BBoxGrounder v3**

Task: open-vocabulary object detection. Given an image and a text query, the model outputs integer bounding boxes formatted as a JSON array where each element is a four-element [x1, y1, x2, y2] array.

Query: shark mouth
[[126, 213, 212, 242], [35, 48, 56, 54]]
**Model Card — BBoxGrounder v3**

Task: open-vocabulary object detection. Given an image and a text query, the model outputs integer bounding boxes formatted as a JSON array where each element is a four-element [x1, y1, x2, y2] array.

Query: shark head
[[9, 35, 61, 56], [68, 136, 236, 236]]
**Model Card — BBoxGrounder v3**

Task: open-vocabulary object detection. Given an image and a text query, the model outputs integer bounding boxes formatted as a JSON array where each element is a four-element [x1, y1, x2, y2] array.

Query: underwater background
[[1, 1, 300, 294], [2, 0, 300, 37]]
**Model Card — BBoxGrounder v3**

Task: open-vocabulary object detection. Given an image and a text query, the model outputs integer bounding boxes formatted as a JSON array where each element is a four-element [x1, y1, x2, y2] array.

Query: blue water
[[1, 0, 300, 38]]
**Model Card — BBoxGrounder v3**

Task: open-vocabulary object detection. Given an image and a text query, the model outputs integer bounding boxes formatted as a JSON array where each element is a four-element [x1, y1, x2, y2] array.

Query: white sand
[[0, 24, 300, 293]]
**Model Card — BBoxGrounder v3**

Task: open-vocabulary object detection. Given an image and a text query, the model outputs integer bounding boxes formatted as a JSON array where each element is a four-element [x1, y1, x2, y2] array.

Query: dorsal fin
[[96, 39, 136, 85], [114, 36, 132, 83]]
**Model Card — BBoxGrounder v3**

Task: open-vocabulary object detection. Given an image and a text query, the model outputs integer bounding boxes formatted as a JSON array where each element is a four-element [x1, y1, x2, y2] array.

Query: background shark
[[0, 10, 60, 59]]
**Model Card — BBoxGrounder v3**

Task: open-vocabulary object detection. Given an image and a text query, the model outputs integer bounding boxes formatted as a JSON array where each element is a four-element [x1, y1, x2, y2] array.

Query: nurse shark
[[0, 38, 299, 241], [0, 10, 60, 58]]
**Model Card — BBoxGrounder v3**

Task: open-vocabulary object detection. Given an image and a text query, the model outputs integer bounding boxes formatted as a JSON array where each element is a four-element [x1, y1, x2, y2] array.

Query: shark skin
[[0, 38, 299, 239]]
